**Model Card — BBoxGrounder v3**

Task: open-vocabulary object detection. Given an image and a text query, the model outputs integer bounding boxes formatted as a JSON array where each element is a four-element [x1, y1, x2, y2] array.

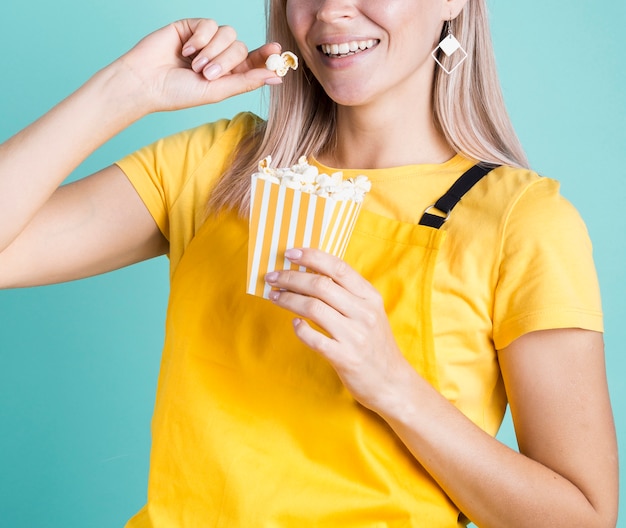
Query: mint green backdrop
[[0, 1, 623, 526]]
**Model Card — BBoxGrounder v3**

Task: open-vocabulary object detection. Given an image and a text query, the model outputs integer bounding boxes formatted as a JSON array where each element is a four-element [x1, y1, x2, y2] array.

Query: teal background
[[0, 0, 623, 526]]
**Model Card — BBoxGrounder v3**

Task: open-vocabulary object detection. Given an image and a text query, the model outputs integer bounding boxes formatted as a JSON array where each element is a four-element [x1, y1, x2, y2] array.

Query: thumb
[[233, 42, 283, 74], [202, 66, 283, 102]]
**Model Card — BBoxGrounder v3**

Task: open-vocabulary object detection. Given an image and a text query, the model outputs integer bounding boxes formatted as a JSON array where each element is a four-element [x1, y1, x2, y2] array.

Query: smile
[[319, 39, 379, 58]]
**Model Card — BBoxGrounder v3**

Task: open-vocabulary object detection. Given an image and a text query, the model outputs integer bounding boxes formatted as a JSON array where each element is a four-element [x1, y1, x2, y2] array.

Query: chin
[[319, 83, 376, 108]]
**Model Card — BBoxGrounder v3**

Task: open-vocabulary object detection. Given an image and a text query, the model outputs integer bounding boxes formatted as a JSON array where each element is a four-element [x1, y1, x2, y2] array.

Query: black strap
[[418, 163, 500, 229]]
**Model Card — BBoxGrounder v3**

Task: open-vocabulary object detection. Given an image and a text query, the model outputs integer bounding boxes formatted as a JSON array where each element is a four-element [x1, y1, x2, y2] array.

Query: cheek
[[376, 2, 442, 44], [285, 2, 313, 57], [285, 1, 306, 39]]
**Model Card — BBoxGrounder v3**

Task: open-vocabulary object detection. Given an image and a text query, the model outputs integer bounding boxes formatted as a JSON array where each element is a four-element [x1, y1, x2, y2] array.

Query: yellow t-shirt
[[116, 112, 603, 526]]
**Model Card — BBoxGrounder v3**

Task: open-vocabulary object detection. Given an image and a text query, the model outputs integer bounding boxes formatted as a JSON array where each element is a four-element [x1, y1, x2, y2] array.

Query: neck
[[318, 68, 455, 170], [328, 106, 454, 169]]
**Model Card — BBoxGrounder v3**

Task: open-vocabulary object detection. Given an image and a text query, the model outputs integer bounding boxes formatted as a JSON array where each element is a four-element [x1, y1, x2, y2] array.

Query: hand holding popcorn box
[[247, 156, 371, 299]]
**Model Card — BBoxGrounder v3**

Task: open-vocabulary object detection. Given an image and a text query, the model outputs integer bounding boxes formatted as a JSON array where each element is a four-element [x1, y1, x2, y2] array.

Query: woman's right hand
[[0, 19, 280, 281], [113, 19, 282, 114]]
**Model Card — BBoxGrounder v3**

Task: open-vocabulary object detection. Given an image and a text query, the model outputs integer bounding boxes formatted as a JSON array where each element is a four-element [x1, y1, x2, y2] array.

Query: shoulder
[[468, 164, 595, 287], [456, 164, 585, 247], [117, 112, 261, 173], [114, 112, 262, 242], [484, 166, 591, 257], [186, 111, 262, 150], [145, 111, 262, 164], [483, 167, 602, 349], [439, 163, 601, 347], [463, 165, 558, 223], [116, 111, 262, 203], [444, 164, 565, 258]]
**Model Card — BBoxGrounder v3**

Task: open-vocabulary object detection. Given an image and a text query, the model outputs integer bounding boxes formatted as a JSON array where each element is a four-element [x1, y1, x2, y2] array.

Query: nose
[[315, 0, 357, 23]]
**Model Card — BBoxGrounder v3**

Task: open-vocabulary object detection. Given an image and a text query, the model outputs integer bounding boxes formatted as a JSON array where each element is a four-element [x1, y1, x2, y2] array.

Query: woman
[[0, 0, 618, 526]]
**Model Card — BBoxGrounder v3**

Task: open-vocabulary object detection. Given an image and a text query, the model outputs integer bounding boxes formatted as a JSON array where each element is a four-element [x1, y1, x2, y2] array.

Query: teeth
[[321, 39, 377, 57], [337, 43, 350, 54]]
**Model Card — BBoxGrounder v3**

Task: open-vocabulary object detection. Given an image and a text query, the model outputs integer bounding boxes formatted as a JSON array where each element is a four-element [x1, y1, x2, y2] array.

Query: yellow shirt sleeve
[[493, 177, 603, 349], [114, 112, 260, 274]]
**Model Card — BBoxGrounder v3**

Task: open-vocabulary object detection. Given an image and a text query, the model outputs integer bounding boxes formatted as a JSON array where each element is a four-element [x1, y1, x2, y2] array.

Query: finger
[[265, 264, 378, 347], [266, 266, 353, 315], [176, 20, 244, 78], [195, 67, 282, 102], [179, 18, 220, 58], [232, 42, 282, 74], [292, 318, 339, 358], [197, 40, 250, 80], [284, 248, 378, 299], [205, 40, 284, 81], [267, 269, 381, 347], [268, 285, 350, 343], [176, 20, 282, 81], [190, 27, 246, 78]]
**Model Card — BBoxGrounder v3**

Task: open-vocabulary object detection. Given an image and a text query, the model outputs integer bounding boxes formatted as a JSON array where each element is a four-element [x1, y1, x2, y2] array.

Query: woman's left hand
[[265, 247, 411, 412], [266, 252, 619, 528]]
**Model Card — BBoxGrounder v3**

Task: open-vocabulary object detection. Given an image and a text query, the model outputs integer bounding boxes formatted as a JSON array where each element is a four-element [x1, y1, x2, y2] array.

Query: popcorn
[[253, 156, 371, 202], [247, 156, 371, 298], [265, 51, 299, 77]]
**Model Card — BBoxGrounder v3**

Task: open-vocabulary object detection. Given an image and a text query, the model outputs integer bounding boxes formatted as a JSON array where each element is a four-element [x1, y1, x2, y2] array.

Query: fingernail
[[285, 248, 302, 260], [182, 45, 196, 56], [203, 63, 222, 80], [265, 271, 279, 283], [265, 77, 283, 86], [269, 290, 280, 301], [193, 56, 209, 72]]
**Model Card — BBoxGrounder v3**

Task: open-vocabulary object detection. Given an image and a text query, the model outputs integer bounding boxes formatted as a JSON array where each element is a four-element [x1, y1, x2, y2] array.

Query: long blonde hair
[[208, 0, 528, 216]]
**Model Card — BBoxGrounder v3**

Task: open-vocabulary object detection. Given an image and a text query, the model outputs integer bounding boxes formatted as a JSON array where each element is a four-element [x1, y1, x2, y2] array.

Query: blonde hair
[[208, 0, 528, 216]]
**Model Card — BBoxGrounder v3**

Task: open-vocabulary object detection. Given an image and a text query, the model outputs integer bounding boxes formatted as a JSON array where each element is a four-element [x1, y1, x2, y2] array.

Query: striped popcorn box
[[247, 157, 370, 299]]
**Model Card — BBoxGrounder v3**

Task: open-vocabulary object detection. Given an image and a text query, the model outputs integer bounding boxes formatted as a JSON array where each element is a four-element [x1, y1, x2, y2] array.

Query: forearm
[[381, 367, 612, 528], [264, 249, 617, 528], [0, 60, 146, 252]]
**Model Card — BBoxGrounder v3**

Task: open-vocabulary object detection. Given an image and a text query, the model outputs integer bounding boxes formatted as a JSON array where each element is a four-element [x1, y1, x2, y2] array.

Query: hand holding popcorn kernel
[[265, 51, 299, 77]]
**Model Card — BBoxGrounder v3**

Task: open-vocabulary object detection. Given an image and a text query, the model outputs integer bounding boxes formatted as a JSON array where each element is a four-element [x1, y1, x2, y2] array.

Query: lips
[[319, 39, 379, 58]]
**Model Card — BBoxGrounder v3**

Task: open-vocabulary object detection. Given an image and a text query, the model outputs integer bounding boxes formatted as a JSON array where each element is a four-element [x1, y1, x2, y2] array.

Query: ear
[[441, 0, 469, 20]]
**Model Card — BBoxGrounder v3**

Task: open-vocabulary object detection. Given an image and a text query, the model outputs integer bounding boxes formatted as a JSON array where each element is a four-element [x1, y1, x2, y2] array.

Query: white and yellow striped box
[[247, 175, 363, 299]]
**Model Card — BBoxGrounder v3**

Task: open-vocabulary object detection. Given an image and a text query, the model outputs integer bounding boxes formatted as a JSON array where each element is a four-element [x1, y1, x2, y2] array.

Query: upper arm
[[0, 164, 168, 288], [499, 329, 618, 523]]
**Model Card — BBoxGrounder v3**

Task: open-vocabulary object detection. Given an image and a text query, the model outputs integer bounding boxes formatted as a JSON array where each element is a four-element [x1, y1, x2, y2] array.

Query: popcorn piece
[[252, 156, 370, 203], [265, 51, 299, 77]]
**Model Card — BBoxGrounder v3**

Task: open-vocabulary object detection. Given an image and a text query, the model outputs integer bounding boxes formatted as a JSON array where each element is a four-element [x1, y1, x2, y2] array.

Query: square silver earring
[[432, 24, 467, 74]]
